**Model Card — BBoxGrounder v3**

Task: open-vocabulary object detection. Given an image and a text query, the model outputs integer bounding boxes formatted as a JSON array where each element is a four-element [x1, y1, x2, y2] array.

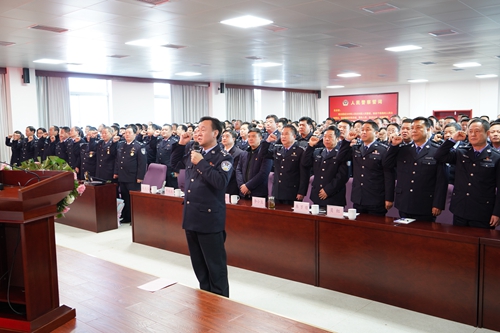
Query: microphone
[[192, 141, 202, 153], [0, 161, 41, 186]]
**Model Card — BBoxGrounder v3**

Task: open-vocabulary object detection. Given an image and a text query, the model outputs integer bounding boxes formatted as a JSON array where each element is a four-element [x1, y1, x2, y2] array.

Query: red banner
[[329, 93, 398, 121]]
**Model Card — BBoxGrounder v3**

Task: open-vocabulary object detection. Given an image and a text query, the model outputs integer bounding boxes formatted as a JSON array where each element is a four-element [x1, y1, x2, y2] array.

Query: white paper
[[225, 193, 230, 204], [141, 184, 150, 193], [394, 218, 415, 224], [138, 278, 177, 292], [164, 187, 174, 196]]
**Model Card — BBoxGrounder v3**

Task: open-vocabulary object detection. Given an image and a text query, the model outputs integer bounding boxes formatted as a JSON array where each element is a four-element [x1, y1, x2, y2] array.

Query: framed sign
[[329, 93, 398, 121]]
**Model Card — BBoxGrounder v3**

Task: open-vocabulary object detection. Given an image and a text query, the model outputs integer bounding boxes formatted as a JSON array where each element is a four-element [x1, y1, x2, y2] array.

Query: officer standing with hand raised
[[170, 116, 233, 297]]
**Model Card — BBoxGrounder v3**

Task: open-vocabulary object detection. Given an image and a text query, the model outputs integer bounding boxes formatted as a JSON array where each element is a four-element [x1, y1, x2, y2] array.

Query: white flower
[[65, 195, 75, 205]]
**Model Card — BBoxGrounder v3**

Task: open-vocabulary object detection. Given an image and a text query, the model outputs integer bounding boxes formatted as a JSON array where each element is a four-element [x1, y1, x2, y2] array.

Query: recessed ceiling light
[[337, 73, 361, 78], [385, 45, 422, 52], [264, 80, 285, 83], [33, 58, 65, 64], [220, 15, 273, 29], [125, 39, 164, 47], [476, 74, 498, 78], [327, 85, 345, 89], [453, 62, 481, 68], [175, 72, 202, 76], [407, 79, 428, 83], [252, 62, 282, 67]]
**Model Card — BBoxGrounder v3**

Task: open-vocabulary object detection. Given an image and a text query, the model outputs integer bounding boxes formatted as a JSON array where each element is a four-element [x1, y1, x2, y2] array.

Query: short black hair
[[199, 116, 223, 140], [444, 123, 461, 132], [248, 128, 262, 137], [364, 120, 379, 132], [469, 118, 490, 132], [299, 116, 313, 126], [412, 116, 432, 129], [222, 129, 238, 140], [387, 123, 400, 131], [324, 125, 340, 138], [283, 124, 297, 136], [266, 114, 279, 123]]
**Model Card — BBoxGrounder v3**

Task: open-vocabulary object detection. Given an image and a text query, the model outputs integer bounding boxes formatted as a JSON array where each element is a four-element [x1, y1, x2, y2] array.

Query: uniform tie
[[416, 146, 422, 154]]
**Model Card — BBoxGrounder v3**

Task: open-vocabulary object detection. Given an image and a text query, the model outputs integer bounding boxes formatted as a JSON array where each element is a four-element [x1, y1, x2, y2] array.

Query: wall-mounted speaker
[[22, 68, 30, 84], [317, 90, 321, 99], [219, 83, 225, 94]]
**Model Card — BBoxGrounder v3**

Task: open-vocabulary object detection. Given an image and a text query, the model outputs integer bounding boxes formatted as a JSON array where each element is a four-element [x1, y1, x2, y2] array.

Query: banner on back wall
[[329, 93, 398, 121]]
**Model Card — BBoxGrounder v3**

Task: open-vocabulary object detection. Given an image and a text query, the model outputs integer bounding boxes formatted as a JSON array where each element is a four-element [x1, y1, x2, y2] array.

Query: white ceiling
[[1, 0, 500, 90]]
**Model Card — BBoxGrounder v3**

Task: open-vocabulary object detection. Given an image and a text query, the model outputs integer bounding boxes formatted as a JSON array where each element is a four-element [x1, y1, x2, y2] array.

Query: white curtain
[[0, 74, 10, 163], [36, 76, 71, 127], [226, 88, 254, 121], [171, 85, 208, 124], [285, 91, 318, 122]]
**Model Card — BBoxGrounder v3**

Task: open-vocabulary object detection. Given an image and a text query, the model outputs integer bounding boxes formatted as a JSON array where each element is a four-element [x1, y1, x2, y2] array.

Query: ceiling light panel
[[337, 73, 361, 78], [252, 62, 282, 67], [220, 15, 273, 29], [385, 45, 422, 52], [453, 62, 481, 68]]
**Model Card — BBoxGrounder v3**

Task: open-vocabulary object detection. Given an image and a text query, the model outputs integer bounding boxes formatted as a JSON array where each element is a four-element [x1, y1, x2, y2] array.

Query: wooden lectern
[[0, 170, 76, 332]]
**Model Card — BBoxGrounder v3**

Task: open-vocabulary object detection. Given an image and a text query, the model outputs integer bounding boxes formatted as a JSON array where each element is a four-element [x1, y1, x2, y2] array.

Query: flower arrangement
[[14, 156, 86, 218]]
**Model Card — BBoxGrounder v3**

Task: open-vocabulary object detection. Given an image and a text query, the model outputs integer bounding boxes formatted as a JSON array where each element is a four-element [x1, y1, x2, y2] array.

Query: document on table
[[138, 278, 177, 292], [394, 218, 416, 224]]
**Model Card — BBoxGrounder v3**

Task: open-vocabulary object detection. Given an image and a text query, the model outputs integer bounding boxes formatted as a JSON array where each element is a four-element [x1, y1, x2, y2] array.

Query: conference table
[[130, 191, 500, 330]]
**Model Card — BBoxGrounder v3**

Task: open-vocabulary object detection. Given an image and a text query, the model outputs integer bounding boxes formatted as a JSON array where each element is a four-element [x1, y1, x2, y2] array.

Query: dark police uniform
[[156, 135, 179, 188], [435, 139, 500, 228], [296, 132, 313, 150], [55, 138, 69, 162], [95, 139, 117, 181], [5, 137, 21, 165], [235, 144, 273, 198], [382, 140, 448, 221], [224, 144, 244, 196], [36, 136, 46, 161], [115, 140, 147, 223], [43, 135, 59, 160], [79, 138, 98, 180], [171, 142, 233, 297], [338, 140, 395, 215], [67, 138, 82, 176], [235, 138, 249, 151], [20, 137, 37, 163], [261, 140, 309, 204], [301, 144, 349, 207]]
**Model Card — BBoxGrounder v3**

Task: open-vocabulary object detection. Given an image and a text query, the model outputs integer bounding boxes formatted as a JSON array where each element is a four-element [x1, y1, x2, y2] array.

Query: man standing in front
[[435, 118, 500, 228], [383, 117, 448, 222], [171, 116, 233, 297]]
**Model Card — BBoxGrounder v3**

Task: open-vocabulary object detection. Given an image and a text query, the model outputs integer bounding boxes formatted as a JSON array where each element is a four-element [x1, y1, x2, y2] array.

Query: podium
[[0, 170, 76, 332]]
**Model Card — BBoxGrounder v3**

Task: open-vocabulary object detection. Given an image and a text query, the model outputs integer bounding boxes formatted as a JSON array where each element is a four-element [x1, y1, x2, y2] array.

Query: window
[[69, 78, 111, 127], [154, 83, 171, 125]]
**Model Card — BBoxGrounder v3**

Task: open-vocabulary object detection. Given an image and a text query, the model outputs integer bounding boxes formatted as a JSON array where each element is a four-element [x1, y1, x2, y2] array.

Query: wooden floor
[[52, 246, 332, 333]]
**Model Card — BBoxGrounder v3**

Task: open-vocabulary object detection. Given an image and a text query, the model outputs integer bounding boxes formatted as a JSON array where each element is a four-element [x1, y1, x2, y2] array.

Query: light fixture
[[220, 15, 273, 29], [252, 62, 282, 67], [476, 74, 498, 78], [33, 59, 65, 64], [337, 73, 361, 78], [125, 39, 164, 47], [453, 62, 481, 68], [264, 80, 285, 83], [385, 45, 422, 52], [407, 79, 428, 83], [326, 85, 345, 89], [175, 72, 202, 76]]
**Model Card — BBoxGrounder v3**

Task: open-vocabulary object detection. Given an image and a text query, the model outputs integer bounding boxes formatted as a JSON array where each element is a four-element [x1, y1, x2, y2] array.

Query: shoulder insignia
[[141, 148, 146, 154], [221, 160, 232, 172]]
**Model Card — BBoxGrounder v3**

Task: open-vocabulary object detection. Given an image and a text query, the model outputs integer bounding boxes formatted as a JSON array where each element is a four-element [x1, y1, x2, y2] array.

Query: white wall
[[6, 67, 38, 132], [261, 90, 284, 119], [111, 81, 155, 125]]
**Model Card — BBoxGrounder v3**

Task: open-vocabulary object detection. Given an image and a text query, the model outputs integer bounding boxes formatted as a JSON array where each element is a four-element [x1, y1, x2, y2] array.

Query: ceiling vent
[[421, 61, 436, 65], [161, 44, 186, 49], [361, 3, 399, 14], [429, 29, 458, 37], [453, 68, 464, 71], [191, 63, 211, 67], [263, 24, 288, 32], [0, 41, 16, 47], [28, 25, 68, 33], [336, 43, 361, 49], [136, 0, 170, 5], [107, 55, 129, 58]]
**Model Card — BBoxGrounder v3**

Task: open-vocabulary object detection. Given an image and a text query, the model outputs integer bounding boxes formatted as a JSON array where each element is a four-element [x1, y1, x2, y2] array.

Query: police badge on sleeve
[[141, 148, 146, 154], [221, 160, 232, 172]]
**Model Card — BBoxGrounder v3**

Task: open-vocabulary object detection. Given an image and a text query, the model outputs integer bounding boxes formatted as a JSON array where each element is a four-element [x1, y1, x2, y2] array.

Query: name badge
[[293, 201, 310, 214], [327, 205, 344, 218], [164, 187, 175, 196], [141, 184, 150, 193], [225, 193, 230, 204], [252, 196, 266, 208]]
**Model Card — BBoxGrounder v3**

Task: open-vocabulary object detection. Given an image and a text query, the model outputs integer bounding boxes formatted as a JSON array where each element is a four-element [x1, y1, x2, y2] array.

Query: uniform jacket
[[80, 138, 98, 179], [20, 137, 37, 162], [55, 139, 69, 162], [5, 137, 21, 166], [171, 143, 233, 233], [225, 144, 244, 196], [43, 135, 59, 160], [95, 139, 117, 181], [261, 141, 309, 201], [235, 138, 249, 151], [66, 138, 82, 170], [235, 144, 273, 198], [156, 136, 179, 171], [382, 140, 448, 215], [338, 140, 395, 206], [115, 140, 147, 183], [435, 139, 500, 223], [302, 145, 349, 207]]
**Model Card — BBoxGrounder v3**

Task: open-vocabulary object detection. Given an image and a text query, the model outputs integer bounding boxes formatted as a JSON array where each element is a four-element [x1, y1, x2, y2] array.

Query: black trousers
[[353, 203, 387, 216], [453, 215, 493, 229], [185, 230, 229, 297], [119, 181, 140, 223]]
